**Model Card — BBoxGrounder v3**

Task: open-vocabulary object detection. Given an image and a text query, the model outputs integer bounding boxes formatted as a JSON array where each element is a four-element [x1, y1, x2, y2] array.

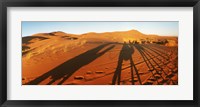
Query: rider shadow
[[112, 42, 139, 85]]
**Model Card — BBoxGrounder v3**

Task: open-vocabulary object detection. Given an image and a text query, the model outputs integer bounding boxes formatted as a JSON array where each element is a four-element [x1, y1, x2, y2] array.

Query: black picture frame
[[0, 0, 199, 107]]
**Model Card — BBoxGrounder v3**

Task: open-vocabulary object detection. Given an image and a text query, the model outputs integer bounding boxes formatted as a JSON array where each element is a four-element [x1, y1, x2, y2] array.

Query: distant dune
[[26, 29, 177, 43]]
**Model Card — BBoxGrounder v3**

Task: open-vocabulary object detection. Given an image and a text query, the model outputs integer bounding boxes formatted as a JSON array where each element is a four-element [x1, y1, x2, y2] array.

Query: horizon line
[[22, 29, 178, 37]]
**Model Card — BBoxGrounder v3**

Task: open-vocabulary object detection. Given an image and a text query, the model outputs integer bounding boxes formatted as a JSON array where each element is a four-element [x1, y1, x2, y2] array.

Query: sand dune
[[22, 30, 178, 85]]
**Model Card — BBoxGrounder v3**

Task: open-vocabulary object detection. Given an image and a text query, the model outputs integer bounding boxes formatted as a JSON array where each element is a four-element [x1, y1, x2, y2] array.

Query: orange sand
[[22, 30, 178, 85]]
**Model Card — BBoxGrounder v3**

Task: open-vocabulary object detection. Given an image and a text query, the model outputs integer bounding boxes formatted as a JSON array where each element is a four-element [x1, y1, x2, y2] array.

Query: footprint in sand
[[74, 76, 84, 80], [105, 67, 109, 70], [95, 71, 105, 74], [84, 75, 95, 81], [86, 71, 93, 74]]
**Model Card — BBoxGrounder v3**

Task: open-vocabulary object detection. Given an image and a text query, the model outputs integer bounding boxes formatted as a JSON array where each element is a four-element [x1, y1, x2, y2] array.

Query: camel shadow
[[26, 43, 115, 85], [112, 42, 142, 85]]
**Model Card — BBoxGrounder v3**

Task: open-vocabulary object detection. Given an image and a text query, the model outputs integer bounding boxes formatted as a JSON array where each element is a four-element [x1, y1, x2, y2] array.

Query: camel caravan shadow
[[112, 42, 177, 85], [26, 41, 177, 85]]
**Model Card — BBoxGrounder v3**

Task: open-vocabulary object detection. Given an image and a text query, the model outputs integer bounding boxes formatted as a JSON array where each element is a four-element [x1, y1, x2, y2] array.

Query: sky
[[22, 21, 178, 37]]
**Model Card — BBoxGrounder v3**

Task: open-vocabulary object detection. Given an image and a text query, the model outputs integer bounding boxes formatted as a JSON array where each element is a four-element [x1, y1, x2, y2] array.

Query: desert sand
[[22, 30, 178, 85]]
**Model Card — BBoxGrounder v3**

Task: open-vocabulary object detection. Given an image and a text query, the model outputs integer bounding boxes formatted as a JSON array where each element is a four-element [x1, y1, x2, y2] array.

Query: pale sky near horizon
[[22, 21, 178, 37]]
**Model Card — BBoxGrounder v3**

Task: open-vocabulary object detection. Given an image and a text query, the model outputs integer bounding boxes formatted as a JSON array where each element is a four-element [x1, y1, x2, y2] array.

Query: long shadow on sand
[[141, 44, 169, 59], [139, 45, 176, 84], [134, 44, 160, 84], [112, 43, 142, 85], [134, 44, 176, 85], [26, 43, 115, 85]]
